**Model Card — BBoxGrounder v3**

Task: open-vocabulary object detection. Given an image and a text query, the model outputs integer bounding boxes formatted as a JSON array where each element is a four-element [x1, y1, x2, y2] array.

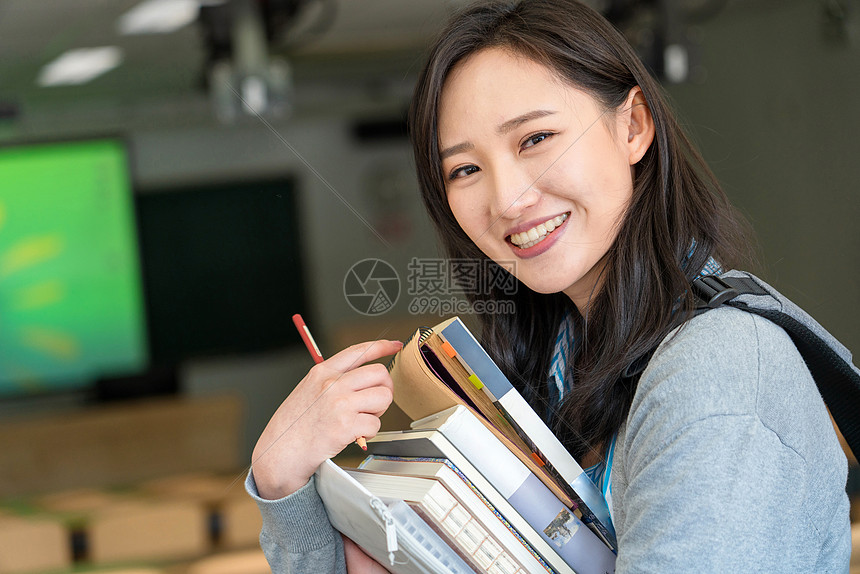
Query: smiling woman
[[245, 0, 852, 572]]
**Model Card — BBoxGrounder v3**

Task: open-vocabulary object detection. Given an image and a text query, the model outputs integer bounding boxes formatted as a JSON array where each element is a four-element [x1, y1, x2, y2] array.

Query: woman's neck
[[580, 444, 604, 468]]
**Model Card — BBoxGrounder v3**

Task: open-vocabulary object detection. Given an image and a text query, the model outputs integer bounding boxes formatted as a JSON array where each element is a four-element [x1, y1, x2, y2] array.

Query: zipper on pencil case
[[370, 497, 399, 567]]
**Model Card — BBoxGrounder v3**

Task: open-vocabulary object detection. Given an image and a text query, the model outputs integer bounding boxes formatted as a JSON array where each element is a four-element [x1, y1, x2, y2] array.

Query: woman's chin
[[516, 276, 572, 296]]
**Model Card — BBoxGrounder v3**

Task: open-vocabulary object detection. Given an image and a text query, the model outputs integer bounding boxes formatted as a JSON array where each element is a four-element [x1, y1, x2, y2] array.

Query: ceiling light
[[37, 47, 124, 87], [118, 0, 208, 35]]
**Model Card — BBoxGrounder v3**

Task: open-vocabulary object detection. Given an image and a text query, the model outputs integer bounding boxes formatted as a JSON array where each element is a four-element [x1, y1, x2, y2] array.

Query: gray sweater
[[247, 306, 852, 573]]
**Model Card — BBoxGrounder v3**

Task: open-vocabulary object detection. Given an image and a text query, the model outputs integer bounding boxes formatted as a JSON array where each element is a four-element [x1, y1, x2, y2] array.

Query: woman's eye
[[449, 165, 480, 181], [522, 132, 553, 150]]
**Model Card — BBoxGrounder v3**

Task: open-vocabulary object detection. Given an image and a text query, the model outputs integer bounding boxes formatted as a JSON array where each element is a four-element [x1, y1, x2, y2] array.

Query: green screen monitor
[[0, 139, 147, 395]]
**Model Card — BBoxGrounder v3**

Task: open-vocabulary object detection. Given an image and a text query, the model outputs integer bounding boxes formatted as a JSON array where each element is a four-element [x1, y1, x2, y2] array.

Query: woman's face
[[438, 47, 651, 310]]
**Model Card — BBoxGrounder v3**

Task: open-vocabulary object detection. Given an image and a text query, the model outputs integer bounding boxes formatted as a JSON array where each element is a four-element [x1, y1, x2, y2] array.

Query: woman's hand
[[251, 339, 403, 499], [343, 536, 392, 573]]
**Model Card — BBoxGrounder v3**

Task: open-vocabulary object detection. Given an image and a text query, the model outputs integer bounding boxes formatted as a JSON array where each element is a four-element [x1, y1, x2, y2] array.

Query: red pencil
[[292, 313, 323, 364], [292, 314, 367, 451]]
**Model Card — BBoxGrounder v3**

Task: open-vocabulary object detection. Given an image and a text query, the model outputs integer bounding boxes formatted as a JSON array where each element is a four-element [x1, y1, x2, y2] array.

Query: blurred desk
[[0, 395, 242, 498]]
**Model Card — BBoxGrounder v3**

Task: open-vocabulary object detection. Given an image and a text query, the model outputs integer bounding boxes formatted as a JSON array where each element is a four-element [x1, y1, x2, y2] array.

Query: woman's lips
[[506, 211, 570, 259]]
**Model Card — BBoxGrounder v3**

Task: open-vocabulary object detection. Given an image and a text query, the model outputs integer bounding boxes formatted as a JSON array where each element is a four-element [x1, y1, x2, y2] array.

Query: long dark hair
[[408, 0, 752, 461]]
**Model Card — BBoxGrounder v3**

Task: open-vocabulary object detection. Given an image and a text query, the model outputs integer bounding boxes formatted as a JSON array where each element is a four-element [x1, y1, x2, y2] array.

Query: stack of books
[[315, 317, 617, 574]]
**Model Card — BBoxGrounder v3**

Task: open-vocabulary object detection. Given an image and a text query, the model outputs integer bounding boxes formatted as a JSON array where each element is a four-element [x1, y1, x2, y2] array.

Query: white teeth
[[509, 213, 568, 248], [518, 237, 542, 249]]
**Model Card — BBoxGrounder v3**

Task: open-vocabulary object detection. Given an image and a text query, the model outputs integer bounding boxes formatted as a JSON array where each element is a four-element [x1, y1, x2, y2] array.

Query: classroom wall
[[665, 0, 860, 353]]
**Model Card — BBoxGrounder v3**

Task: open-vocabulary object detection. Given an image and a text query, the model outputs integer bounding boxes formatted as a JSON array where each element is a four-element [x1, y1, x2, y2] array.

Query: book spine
[[497, 393, 616, 547], [440, 319, 616, 548]]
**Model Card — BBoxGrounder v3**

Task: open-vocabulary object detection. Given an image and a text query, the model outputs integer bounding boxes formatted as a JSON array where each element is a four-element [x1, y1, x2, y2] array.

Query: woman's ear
[[622, 86, 655, 165]]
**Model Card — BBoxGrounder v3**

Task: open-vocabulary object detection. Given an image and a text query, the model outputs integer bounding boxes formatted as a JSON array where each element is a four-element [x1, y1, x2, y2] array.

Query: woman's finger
[[336, 362, 395, 393], [351, 412, 383, 445], [320, 339, 403, 373]]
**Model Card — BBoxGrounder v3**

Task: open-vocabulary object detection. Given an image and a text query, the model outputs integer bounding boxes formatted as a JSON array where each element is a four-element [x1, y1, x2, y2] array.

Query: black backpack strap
[[692, 274, 769, 307], [692, 275, 860, 459]]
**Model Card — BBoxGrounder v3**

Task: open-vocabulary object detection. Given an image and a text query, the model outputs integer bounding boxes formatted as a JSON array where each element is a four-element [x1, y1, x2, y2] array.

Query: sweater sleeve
[[611, 307, 850, 573], [245, 470, 347, 574]]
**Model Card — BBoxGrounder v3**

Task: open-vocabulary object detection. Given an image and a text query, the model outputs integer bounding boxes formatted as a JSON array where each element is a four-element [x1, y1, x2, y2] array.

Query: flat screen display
[[136, 178, 307, 365], [0, 139, 147, 395]]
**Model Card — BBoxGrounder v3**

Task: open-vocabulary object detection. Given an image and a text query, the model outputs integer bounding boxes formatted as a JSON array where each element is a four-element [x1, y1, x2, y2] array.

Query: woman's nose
[[489, 163, 541, 221]]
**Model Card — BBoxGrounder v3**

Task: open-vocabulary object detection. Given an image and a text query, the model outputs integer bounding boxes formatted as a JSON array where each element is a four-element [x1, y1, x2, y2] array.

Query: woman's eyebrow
[[497, 109, 557, 135], [440, 109, 558, 159], [440, 141, 474, 160]]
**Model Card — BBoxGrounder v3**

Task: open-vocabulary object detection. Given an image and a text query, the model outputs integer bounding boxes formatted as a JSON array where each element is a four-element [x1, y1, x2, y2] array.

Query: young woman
[[247, 1, 852, 572]]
